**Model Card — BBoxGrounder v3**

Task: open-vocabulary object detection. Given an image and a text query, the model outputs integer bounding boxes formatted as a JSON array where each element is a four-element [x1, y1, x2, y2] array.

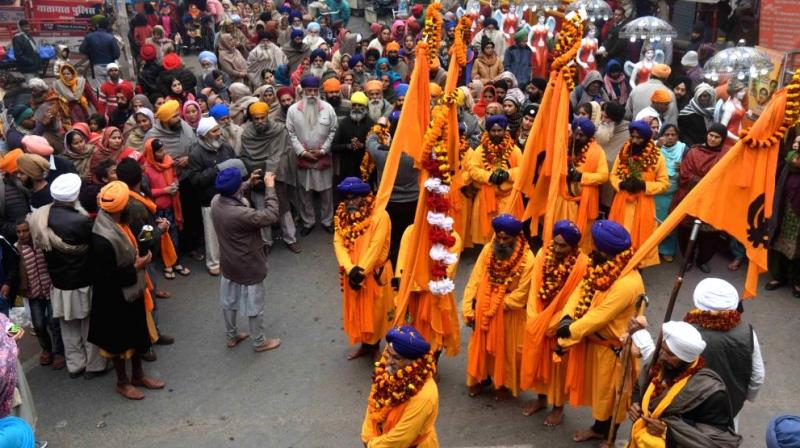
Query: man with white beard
[[308, 48, 328, 80], [364, 80, 392, 122], [286, 76, 338, 236], [332, 91, 373, 183], [595, 102, 630, 214], [208, 104, 243, 155], [246, 31, 287, 87]]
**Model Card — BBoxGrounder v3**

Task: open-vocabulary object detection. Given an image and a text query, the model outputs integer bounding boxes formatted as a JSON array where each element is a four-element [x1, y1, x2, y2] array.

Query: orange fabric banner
[[620, 88, 790, 298]]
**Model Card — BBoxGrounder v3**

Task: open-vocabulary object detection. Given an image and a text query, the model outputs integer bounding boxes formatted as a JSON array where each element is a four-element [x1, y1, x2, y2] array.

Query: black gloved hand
[[488, 171, 499, 185], [567, 167, 582, 182], [390, 277, 400, 291], [496, 170, 510, 184], [377, 144, 390, 152], [556, 316, 574, 338], [348, 266, 366, 290], [619, 178, 634, 192], [630, 178, 646, 193]]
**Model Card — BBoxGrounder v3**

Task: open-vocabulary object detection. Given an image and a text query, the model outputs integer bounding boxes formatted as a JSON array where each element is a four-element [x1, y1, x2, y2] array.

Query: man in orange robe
[[553, 118, 609, 253], [557, 220, 644, 445], [333, 177, 393, 360], [462, 214, 534, 399], [608, 120, 669, 268], [464, 115, 523, 246], [520, 220, 589, 426]]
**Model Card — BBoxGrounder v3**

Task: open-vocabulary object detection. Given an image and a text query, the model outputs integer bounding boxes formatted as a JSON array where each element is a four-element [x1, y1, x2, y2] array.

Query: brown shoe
[[131, 375, 165, 390], [227, 332, 250, 348], [116, 383, 145, 400], [39, 352, 52, 366], [285, 242, 302, 253], [51, 355, 66, 370], [208, 267, 220, 276], [253, 338, 281, 352]]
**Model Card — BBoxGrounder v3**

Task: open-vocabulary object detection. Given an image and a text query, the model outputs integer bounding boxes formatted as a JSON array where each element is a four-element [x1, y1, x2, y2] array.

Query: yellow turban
[[98, 181, 130, 213], [650, 88, 672, 103], [351, 91, 368, 106], [429, 83, 443, 97], [365, 80, 383, 93], [156, 99, 181, 123], [16, 154, 50, 180], [248, 101, 269, 117], [0, 149, 23, 173]]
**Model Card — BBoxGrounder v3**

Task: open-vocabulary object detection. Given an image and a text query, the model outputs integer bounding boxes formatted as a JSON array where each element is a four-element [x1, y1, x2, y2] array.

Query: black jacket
[[187, 140, 237, 206], [45, 203, 94, 290], [0, 177, 30, 243], [331, 115, 374, 179], [46, 155, 77, 184], [139, 61, 162, 97], [11, 32, 41, 74], [79, 30, 121, 65]]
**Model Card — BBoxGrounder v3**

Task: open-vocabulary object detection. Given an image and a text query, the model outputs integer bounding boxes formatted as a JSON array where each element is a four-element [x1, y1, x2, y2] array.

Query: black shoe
[[84, 368, 109, 380], [299, 226, 314, 237], [698, 263, 711, 273], [141, 348, 157, 362], [322, 225, 334, 234], [68, 368, 85, 379], [155, 334, 175, 345], [685, 262, 693, 272]]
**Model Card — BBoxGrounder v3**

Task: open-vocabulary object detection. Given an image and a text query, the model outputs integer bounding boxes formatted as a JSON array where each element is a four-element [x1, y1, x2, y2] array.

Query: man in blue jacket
[[503, 30, 532, 88], [79, 17, 120, 85], [11, 20, 41, 80]]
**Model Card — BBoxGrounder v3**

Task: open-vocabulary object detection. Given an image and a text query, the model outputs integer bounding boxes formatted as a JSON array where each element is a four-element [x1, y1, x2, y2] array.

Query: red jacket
[[142, 161, 177, 211]]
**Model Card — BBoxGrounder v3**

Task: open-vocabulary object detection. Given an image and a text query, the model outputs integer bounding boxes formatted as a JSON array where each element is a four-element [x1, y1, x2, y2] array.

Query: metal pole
[[113, 0, 136, 82]]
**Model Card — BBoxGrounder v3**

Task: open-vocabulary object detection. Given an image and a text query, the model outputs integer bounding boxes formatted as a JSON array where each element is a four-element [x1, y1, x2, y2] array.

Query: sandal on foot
[[174, 265, 191, 276], [765, 280, 785, 291], [163, 268, 176, 280]]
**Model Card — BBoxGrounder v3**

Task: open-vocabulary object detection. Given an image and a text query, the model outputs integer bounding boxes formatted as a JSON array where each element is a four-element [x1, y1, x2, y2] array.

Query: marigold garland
[[334, 195, 374, 250], [481, 235, 527, 331], [740, 69, 800, 150], [551, 12, 584, 91], [537, 242, 579, 307], [458, 133, 470, 162], [368, 350, 437, 423], [648, 357, 705, 398], [573, 249, 633, 319], [615, 139, 659, 182], [422, 3, 443, 66], [360, 125, 389, 182], [569, 137, 594, 168], [683, 309, 742, 332], [479, 132, 515, 171]]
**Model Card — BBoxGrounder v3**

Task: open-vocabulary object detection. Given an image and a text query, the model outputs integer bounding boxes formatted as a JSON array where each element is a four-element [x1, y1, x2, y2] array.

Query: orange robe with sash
[[558, 269, 644, 421], [609, 154, 669, 268], [361, 377, 439, 448], [462, 241, 534, 396], [465, 144, 524, 246], [334, 209, 394, 345], [553, 141, 609, 253], [455, 148, 475, 248], [520, 248, 589, 406]]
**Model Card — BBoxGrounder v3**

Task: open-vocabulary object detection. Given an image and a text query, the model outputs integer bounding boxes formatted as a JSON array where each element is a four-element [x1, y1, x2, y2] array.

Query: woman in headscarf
[[473, 84, 496, 119], [254, 84, 280, 117], [472, 37, 502, 84], [201, 70, 231, 104], [603, 59, 629, 105], [181, 100, 202, 130], [126, 108, 154, 152], [53, 64, 97, 127], [273, 64, 291, 86], [121, 95, 154, 142], [654, 123, 686, 262], [88, 127, 125, 182], [374, 57, 401, 89], [217, 33, 248, 84], [678, 83, 717, 147], [228, 82, 257, 125], [670, 123, 728, 272], [576, 101, 602, 126], [767, 134, 800, 297], [391, 19, 405, 42], [63, 123, 96, 179]]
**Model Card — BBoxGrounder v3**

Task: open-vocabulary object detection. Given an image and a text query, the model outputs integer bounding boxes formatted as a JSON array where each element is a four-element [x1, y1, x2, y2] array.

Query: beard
[[595, 122, 614, 145], [489, 135, 504, 145], [350, 109, 366, 122], [661, 360, 690, 380], [291, 40, 303, 49], [589, 250, 609, 266], [168, 120, 182, 131], [368, 100, 384, 121], [253, 122, 269, 133], [205, 136, 222, 148], [281, 104, 290, 113], [326, 96, 341, 108], [303, 97, 319, 127], [493, 239, 516, 260], [309, 66, 325, 79], [346, 203, 360, 213]]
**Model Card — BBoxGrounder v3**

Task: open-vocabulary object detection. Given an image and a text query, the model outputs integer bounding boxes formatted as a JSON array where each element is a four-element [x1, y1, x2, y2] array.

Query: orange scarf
[[568, 142, 602, 235], [129, 191, 178, 268], [340, 220, 382, 344], [143, 139, 184, 228]]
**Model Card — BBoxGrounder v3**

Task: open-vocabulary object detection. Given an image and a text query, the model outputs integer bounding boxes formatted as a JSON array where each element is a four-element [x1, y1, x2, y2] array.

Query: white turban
[[196, 117, 219, 137], [26, 77, 47, 91], [50, 173, 82, 202], [663, 321, 706, 363], [693, 278, 739, 311], [106, 62, 120, 72]]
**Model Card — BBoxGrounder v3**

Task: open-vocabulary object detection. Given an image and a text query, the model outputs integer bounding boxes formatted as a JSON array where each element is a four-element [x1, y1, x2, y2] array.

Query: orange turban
[[322, 78, 341, 93], [651, 63, 671, 79], [651, 88, 672, 103], [0, 149, 23, 173], [98, 181, 130, 213], [365, 80, 383, 93], [248, 101, 269, 117], [156, 99, 181, 123], [386, 41, 400, 52], [429, 83, 443, 97]]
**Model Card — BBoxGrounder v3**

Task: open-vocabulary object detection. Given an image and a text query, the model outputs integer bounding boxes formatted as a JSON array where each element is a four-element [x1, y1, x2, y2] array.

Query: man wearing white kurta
[[286, 75, 338, 236]]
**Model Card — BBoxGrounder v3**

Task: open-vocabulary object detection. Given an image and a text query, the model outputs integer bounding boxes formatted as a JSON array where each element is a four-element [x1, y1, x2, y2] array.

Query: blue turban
[[290, 28, 304, 40], [0, 417, 34, 448], [444, 20, 456, 32], [348, 53, 365, 69], [376, 57, 389, 69], [395, 83, 409, 98], [386, 325, 430, 359], [209, 104, 230, 120], [629, 120, 653, 142], [485, 114, 508, 130], [553, 220, 581, 246], [767, 415, 800, 448], [278, 5, 291, 14], [492, 213, 523, 236], [215, 167, 243, 196], [389, 110, 401, 123], [198, 51, 217, 66], [289, 10, 303, 21], [300, 75, 320, 88], [310, 48, 327, 62], [571, 117, 596, 138], [484, 18, 498, 29], [336, 176, 370, 197], [307, 21, 320, 32], [591, 220, 631, 255]]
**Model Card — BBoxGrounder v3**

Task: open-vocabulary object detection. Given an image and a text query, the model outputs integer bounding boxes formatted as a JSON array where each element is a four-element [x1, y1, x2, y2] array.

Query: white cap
[[106, 62, 120, 72], [663, 321, 706, 363], [681, 51, 698, 67], [50, 173, 82, 202], [693, 278, 739, 311], [196, 117, 219, 137]]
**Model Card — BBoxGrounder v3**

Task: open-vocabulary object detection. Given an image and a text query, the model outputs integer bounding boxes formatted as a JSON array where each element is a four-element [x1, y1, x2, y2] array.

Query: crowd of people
[[0, 0, 797, 446]]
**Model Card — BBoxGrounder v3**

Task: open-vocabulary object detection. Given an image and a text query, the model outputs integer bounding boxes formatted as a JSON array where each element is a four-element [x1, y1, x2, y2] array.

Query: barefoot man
[[520, 220, 589, 426]]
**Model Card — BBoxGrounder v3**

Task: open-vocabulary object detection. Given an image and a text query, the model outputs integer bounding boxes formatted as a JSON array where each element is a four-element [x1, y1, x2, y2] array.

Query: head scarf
[[63, 124, 94, 177], [351, 91, 368, 106], [9, 104, 33, 125], [553, 220, 581, 246], [21, 135, 54, 157], [0, 149, 22, 174], [662, 321, 707, 363], [386, 325, 430, 359], [571, 117, 596, 138], [181, 100, 202, 129], [16, 154, 50, 180], [336, 176, 370, 196], [215, 167, 243, 195], [628, 120, 653, 141], [492, 213, 522, 236], [767, 415, 800, 448], [50, 173, 82, 202], [680, 82, 717, 118], [591, 219, 631, 255], [98, 180, 130, 213], [132, 94, 153, 111]]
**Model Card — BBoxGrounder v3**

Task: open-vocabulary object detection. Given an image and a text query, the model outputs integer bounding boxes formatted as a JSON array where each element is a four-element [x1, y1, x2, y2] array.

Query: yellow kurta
[[558, 269, 644, 421], [552, 141, 609, 254], [396, 225, 462, 355], [609, 154, 669, 268], [334, 210, 394, 345], [462, 242, 534, 396], [456, 148, 475, 248], [465, 144, 524, 246], [361, 377, 440, 448]]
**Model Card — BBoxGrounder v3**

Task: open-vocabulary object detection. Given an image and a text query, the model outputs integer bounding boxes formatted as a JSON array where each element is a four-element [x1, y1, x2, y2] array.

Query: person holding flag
[[520, 220, 590, 426], [556, 219, 644, 443], [462, 214, 534, 400], [608, 120, 669, 268]]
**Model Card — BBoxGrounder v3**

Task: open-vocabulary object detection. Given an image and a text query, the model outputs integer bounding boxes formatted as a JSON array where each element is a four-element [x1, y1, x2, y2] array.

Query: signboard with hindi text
[[758, 0, 800, 52]]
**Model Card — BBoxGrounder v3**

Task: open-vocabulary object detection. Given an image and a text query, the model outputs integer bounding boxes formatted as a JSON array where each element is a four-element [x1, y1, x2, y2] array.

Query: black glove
[[567, 167, 582, 182], [348, 266, 366, 290], [556, 316, 574, 338], [496, 170, 510, 184], [377, 144, 390, 152], [488, 171, 500, 185], [390, 277, 400, 291], [630, 178, 646, 193], [618, 178, 634, 192]]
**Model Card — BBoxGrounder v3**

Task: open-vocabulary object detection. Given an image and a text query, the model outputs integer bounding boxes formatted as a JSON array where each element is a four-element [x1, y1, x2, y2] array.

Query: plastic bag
[[38, 45, 55, 60]]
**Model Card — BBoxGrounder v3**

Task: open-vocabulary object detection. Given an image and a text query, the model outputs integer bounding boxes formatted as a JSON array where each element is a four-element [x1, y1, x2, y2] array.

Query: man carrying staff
[[360, 325, 440, 447], [463, 214, 534, 400], [556, 219, 644, 444], [333, 177, 393, 360], [520, 220, 590, 426]]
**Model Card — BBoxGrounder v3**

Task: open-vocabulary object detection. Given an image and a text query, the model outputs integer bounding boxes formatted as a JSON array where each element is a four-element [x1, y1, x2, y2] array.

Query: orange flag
[[620, 78, 800, 298]]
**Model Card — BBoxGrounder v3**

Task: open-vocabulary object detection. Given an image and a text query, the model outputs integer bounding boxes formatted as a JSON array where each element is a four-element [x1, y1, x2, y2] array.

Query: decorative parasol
[[619, 16, 677, 43], [702, 46, 775, 82], [567, 0, 612, 22], [522, 0, 562, 13]]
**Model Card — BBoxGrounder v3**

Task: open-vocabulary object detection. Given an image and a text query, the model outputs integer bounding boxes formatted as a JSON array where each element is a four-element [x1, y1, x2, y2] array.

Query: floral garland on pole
[[360, 124, 389, 182], [551, 11, 584, 91], [419, 13, 471, 296]]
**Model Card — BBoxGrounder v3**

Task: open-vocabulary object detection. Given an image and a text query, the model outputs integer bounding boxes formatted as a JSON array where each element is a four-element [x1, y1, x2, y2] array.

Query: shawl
[[219, 33, 247, 74], [240, 120, 290, 180], [88, 127, 123, 182], [125, 109, 154, 151], [53, 65, 88, 111], [63, 126, 94, 179], [181, 100, 202, 129], [0, 313, 17, 418], [27, 203, 89, 254], [92, 210, 147, 304], [660, 141, 686, 179], [142, 139, 183, 226], [473, 85, 496, 118], [679, 83, 716, 118], [229, 96, 259, 125], [603, 72, 629, 104]]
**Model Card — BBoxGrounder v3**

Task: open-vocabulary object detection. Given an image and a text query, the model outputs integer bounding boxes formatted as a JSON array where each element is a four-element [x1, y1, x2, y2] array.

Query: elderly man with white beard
[[364, 80, 392, 122], [246, 31, 287, 87], [286, 75, 338, 236], [208, 104, 243, 155]]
